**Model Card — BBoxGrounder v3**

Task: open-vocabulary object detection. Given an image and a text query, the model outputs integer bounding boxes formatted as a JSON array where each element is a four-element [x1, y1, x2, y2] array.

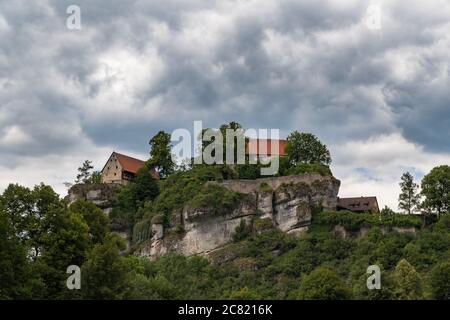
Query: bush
[[232, 220, 253, 242], [236, 164, 261, 180], [187, 184, 242, 215], [313, 211, 422, 230], [297, 267, 352, 300], [285, 163, 332, 176], [227, 287, 262, 300]]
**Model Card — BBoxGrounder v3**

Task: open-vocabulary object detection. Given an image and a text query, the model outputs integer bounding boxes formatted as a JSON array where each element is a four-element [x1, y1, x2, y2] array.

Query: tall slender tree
[[76, 160, 94, 184], [398, 172, 420, 215], [148, 131, 175, 178]]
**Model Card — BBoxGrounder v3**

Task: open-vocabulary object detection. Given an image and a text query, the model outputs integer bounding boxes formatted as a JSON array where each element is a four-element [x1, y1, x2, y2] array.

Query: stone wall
[[220, 173, 340, 210]]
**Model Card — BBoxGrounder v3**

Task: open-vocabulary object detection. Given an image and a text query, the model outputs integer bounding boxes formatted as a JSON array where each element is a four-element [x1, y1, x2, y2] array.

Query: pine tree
[[398, 172, 420, 214], [76, 160, 94, 184]]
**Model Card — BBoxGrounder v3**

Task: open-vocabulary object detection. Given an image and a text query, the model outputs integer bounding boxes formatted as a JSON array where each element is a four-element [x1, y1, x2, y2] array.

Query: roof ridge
[[113, 151, 145, 163]]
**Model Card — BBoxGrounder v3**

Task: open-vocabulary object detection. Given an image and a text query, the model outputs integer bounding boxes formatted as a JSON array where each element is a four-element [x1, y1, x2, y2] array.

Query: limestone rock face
[[68, 183, 120, 215], [258, 191, 273, 219], [137, 173, 340, 260]]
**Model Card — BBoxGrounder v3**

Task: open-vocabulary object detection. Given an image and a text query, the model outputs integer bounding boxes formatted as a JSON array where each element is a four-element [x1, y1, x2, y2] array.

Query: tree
[[0, 184, 34, 239], [69, 200, 109, 244], [380, 205, 396, 216], [130, 166, 160, 204], [90, 171, 102, 184], [227, 287, 262, 300], [76, 160, 95, 184], [398, 172, 421, 215], [29, 184, 62, 258], [148, 131, 175, 178], [199, 122, 247, 165], [392, 259, 423, 300], [38, 206, 90, 298], [0, 208, 34, 299], [429, 261, 450, 299], [219, 121, 247, 164], [298, 267, 351, 300], [286, 131, 331, 165], [81, 234, 132, 299], [421, 165, 450, 215]]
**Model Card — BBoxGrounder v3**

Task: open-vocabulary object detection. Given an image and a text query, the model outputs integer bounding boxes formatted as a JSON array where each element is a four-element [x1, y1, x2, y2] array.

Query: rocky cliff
[[67, 183, 120, 216], [136, 173, 340, 260]]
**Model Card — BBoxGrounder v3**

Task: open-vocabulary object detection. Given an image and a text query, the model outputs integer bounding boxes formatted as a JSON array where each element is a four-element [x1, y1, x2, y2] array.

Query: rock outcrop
[[68, 183, 120, 216], [136, 173, 340, 260]]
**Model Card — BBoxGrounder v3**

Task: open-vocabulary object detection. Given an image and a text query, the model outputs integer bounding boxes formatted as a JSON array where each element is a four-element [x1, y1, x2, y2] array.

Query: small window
[[107, 166, 109, 170], [116, 166, 118, 169], [114, 173, 117, 176]]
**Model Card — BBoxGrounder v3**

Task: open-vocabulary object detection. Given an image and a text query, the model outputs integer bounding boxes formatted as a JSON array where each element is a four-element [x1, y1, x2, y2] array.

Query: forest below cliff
[[1, 126, 449, 300], [1, 163, 450, 300]]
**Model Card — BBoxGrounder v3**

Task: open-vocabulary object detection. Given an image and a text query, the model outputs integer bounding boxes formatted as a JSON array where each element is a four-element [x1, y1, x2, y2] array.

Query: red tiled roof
[[337, 196, 379, 213], [246, 139, 288, 156], [113, 152, 146, 174]]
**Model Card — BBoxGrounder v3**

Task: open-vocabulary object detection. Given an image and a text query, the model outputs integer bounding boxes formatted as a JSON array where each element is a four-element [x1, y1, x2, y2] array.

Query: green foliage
[[132, 218, 153, 244], [429, 261, 450, 299], [4, 162, 450, 300], [232, 219, 253, 242], [398, 172, 421, 215], [148, 165, 237, 225], [297, 267, 351, 300], [76, 160, 95, 184], [392, 259, 423, 299], [129, 166, 160, 205], [285, 131, 332, 165], [187, 183, 242, 215], [110, 167, 159, 228], [69, 200, 109, 244], [148, 130, 175, 178], [313, 211, 422, 230], [0, 209, 35, 299], [200, 122, 247, 165], [227, 287, 262, 300], [81, 234, 131, 299], [39, 206, 91, 298], [421, 165, 450, 215], [236, 163, 261, 179], [380, 205, 396, 215], [90, 171, 102, 184], [0, 183, 35, 239], [111, 185, 137, 222], [236, 158, 332, 179]]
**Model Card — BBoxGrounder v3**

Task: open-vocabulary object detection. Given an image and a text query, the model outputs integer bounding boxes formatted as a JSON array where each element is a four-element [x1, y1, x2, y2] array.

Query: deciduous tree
[[398, 172, 421, 214], [148, 131, 175, 178], [286, 131, 331, 165], [421, 165, 450, 215]]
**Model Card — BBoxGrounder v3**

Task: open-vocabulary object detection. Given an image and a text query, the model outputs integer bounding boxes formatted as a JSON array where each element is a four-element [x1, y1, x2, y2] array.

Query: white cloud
[[333, 133, 450, 210], [0, 0, 449, 202]]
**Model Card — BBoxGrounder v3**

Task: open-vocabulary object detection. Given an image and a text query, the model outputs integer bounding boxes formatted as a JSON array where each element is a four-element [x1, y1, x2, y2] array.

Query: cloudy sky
[[1, 0, 449, 210]]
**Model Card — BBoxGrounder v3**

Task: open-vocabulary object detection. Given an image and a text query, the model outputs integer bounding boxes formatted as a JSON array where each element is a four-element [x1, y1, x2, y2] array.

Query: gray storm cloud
[[0, 0, 449, 208]]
